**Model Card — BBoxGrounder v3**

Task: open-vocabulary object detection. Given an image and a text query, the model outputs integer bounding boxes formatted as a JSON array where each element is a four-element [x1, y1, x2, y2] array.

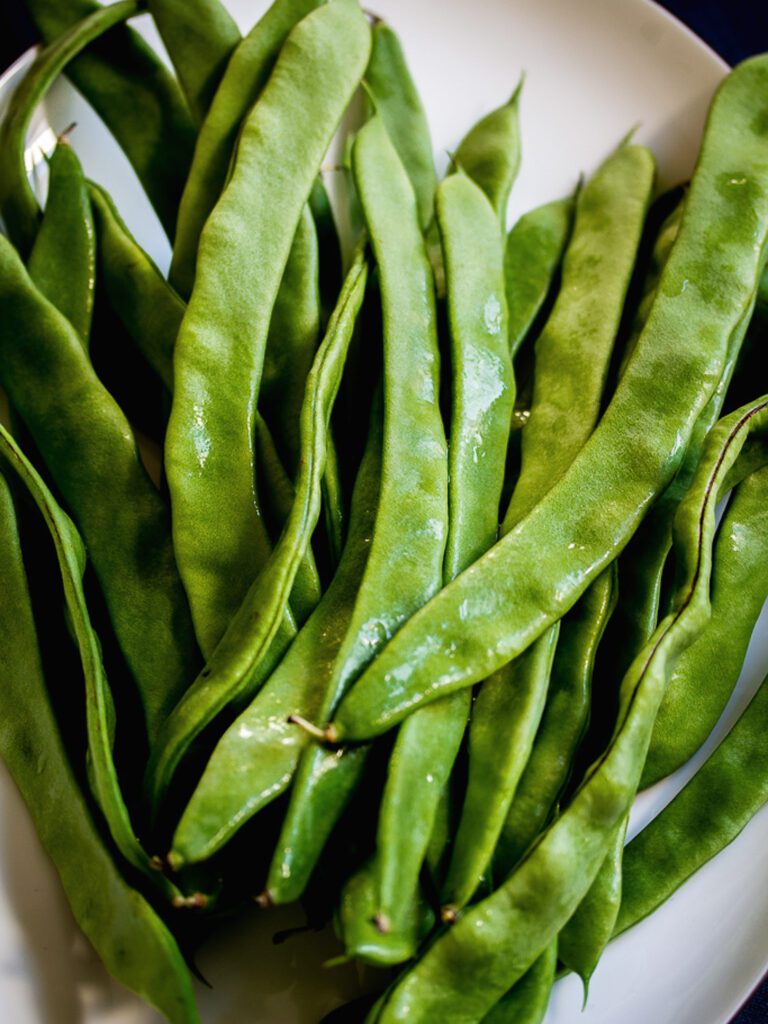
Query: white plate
[[1, 2, 767, 1022]]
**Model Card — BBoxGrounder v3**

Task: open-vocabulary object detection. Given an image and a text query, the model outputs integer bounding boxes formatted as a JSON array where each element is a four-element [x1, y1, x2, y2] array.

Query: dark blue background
[[0, 1, 767, 1022]]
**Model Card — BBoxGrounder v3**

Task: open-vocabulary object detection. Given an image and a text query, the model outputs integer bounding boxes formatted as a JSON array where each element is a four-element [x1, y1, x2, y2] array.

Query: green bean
[[373, 396, 768, 1024], [365, 19, 436, 232], [147, 248, 369, 813], [254, 411, 323, 625], [328, 56, 768, 742], [0, 235, 199, 744], [88, 181, 183, 391], [0, 473, 200, 1024], [265, 113, 447, 906], [643, 465, 768, 786], [443, 628, 558, 916], [481, 941, 557, 1024], [559, 815, 628, 994], [0, 424, 188, 903], [169, 400, 382, 867], [166, 0, 370, 655], [453, 78, 523, 226], [27, 140, 95, 347], [0, 1, 140, 257], [505, 194, 575, 358], [617, 667, 768, 938], [20, 0, 195, 239], [494, 568, 617, 877], [147, 0, 240, 125], [441, 140, 654, 914], [169, 0, 324, 296], [261, 203, 322, 476], [310, 175, 343, 328]]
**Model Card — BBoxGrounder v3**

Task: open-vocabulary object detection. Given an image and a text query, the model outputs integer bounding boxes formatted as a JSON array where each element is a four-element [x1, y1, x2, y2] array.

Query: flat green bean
[[166, 0, 370, 656], [27, 140, 95, 346], [169, 0, 324, 296], [482, 941, 557, 1024]]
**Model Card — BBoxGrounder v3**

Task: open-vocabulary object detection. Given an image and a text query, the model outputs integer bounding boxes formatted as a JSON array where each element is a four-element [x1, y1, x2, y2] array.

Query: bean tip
[[373, 913, 391, 934], [441, 905, 459, 924], [254, 889, 274, 909], [172, 892, 208, 910], [287, 714, 328, 742]]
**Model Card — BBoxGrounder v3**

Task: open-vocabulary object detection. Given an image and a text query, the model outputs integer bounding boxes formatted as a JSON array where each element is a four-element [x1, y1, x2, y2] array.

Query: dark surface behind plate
[[0, 1, 767, 1022]]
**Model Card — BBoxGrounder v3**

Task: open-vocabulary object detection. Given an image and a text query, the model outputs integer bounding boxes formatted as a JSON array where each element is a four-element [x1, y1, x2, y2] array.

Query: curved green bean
[[166, 0, 370, 655], [169, 0, 323, 296], [0, 0, 140, 257], [373, 396, 768, 1023], [453, 78, 523, 226], [0, 473, 200, 1024], [265, 113, 447, 906], [328, 56, 768, 742], [27, 140, 95, 347], [18, 0, 195, 239], [482, 941, 557, 1024], [147, 249, 369, 812], [169, 401, 382, 867], [0, 235, 199, 743], [147, 0, 240, 125]]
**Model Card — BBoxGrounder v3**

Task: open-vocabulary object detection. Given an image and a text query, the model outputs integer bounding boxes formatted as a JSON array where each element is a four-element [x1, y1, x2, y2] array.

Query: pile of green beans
[[1, 2, 767, 1022]]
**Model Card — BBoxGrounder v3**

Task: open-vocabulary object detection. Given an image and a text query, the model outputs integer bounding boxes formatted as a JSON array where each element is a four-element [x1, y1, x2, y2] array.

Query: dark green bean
[[505, 194, 575, 358], [0, 235, 199, 743], [617, 667, 768, 937], [147, 249, 369, 813], [20, 0, 195, 238], [643, 464, 768, 786], [169, 401, 382, 867], [372, 396, 768, 1023], [309, 175, 343, 328], [328, 56, 768, 742], [365, 19, 436, 232], [0, 468, 200, 1022], [166, 0, 370, 655], [265, 113, 447, 906], [453, 79, 523, 226], [147, 0, 240, 125], [169, 0, 324, 296], [0, 1, 140, 257], [27, 140, 95, 346]]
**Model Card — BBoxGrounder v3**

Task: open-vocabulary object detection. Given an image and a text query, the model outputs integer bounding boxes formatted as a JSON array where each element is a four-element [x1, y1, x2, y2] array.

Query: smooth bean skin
[[559, 816, 628, 993], [453, 79, 523, 226], [170, 404, 382, 867], [328, 55, 768, 743], [0, 1, 139, 257], [505, 195, 575, 358], [617, 669, 768, 938], [643, 464, 768, 786], [442, 625, 558, 915], [21, 0, 195, 239], [373, 398, 768, 1024], [147, 251, 368, 813], [494, 569, 617, 877], [504, 140, 655, 527], [166, 0, 370, 656], [351, 170, 514, 951], [266, 114, 448, 905], [261, 203, 322, 476], [147, 0, 240, 125], [28, 141, 95, 347], [88, 181, 184, 391], [0, 471, 200, 1024], [169, 0, 323, 296], [310, 176, 343, 329], [365, 20, 437, 232], [0, 236, 199, 743], [253, 412, 323, 626], [481, 942, 557, 1024]]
